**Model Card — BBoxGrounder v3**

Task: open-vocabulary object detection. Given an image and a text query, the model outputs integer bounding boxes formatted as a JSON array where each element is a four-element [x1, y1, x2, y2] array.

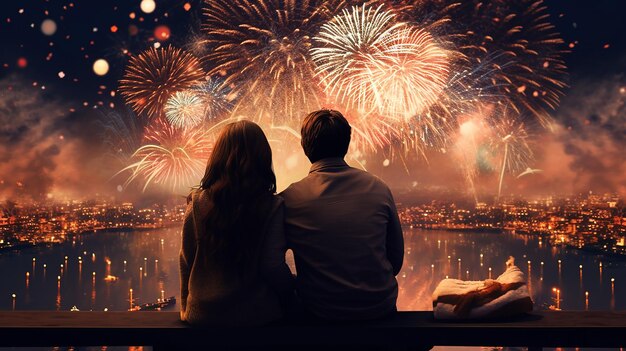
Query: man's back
[[281, 158, 404, 320]]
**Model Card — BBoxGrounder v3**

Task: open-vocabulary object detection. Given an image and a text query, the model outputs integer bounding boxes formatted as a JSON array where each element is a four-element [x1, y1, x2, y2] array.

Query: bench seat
[[0, 311, 625, 349]]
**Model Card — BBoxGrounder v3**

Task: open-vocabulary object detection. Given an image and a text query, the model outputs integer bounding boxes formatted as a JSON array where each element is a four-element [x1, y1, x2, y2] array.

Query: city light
[[398, 193, 625, 256], [0, 0, 623, 336]]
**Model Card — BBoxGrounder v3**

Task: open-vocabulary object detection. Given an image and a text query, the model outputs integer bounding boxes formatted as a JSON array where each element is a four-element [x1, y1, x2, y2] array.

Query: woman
[[179, 120, 293, 325]]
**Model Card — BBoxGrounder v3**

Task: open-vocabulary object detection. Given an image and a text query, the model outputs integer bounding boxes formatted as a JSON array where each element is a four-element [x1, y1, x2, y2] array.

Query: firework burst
[[347, 112, 399, 154], [113, 0, 567, 195], [490, 115, 533, 174], [98, 109, 143, 164], [489, 112, 533, 200], [192, 77, 234, 121], [202, 0, 344, 125], [312, 4, 455, 156], [119, 45, 205, 118], [311, 4, 405, 116], [119, 119, 213, 192], [368, 27, 450, 120], [164, 90, 205, 129], [431, 0, 568, 127], [454, 119, 483, 204]]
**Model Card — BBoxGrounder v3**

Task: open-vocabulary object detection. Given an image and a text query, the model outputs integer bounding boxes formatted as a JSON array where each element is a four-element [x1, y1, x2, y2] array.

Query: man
[[281, 109, 404, 320]]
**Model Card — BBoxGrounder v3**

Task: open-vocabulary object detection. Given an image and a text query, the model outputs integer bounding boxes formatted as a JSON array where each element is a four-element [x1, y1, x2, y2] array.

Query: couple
[[179, 109, 404, 325]]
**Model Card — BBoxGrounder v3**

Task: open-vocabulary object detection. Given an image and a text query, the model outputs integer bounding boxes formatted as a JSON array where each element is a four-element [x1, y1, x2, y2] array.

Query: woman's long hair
[[199, 120, 276, 272]]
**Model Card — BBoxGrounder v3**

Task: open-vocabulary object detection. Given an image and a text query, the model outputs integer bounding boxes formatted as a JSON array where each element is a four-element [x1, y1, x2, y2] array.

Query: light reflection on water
[[1, 227, 624, 312], [399, 229, 626, 312], [0, 229, 180, 312]]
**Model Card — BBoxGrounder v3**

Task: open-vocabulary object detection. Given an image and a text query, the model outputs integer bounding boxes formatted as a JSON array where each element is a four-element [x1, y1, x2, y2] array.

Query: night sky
[[0, 0, 625, 202]]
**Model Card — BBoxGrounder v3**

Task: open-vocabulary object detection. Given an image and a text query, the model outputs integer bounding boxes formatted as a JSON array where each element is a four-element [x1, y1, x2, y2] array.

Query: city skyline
[[2, 191, 624, 258]]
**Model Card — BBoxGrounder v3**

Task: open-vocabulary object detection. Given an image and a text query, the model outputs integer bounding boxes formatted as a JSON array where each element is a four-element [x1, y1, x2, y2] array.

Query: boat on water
[[129, 296, 176, 311], [104, 275, 119, 282]]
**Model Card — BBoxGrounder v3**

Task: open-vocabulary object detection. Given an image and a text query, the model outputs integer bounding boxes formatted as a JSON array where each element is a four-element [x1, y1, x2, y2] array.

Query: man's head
[[300, 109, 351, 163]]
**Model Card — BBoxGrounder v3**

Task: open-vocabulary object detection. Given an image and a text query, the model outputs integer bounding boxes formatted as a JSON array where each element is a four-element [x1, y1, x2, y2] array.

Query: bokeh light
[[93, 59, 110, 76], [40, 19, 57, 36], [154, 25, 170, 41], [17, 57, 28, 68], [140, 0, 156, 14]]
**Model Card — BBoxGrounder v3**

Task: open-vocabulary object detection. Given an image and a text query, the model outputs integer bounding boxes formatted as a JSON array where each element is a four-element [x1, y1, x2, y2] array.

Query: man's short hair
[[300, 109, 351, 163]]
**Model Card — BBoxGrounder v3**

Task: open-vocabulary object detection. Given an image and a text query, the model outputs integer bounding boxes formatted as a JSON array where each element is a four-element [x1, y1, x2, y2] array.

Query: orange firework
[[364, 27, 450, 120], [202, 0, 344, 125], [119, 45, 205, 118], [311, 4, 453, 156], [312, 5, 450, 120], [421, 0, 568, 127], [119, 119, 213, 192], [345, 111, 400, 154]]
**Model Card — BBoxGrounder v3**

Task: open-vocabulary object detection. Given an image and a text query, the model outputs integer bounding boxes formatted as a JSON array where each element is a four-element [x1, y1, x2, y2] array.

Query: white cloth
[[432, 264, 531, 319]]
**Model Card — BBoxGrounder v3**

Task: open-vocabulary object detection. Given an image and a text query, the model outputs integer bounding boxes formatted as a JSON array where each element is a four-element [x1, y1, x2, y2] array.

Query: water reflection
[[396, 229, 626, 312], [0, 228, 624, 312], [0, 229, 180, 312]]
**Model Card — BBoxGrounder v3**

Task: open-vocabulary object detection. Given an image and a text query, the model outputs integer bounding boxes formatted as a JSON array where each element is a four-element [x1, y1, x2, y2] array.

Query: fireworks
[[192, 77, 234, 121], [343, 109, 401, 154], [367, 27, 450, 120], [311, 5, 449, 120], [111, 0, 567, 195], [453, 114, 487, 204], [98, 109, 143, 164], [202, 0, 342, 124], [119, 119, 213, 192], [491, 115, 533, 175], [451, 104, 535, 202], [490, 113, 533, 200], [311, 4, 453, 156], [435, 0, 568, 127], [311, 4, 404, 116], [164, 90, 205, 129], [119, 45, 205, 118]]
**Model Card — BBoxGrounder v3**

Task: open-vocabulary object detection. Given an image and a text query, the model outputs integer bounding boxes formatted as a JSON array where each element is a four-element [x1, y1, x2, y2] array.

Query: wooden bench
[[0, 311, 625, 350]]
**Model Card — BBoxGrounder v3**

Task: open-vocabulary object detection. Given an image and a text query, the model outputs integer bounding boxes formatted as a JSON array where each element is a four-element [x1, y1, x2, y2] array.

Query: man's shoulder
[[279, 176, 310, 203], [349, 167, 392, 192]]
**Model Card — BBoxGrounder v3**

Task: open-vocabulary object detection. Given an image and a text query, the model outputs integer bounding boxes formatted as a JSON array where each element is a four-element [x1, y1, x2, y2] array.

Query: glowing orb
[[17, 57, 28, 68], [41, 19, 57, 36], [154, 25, 170, 41], [140, 0, 156, 14], [93, 59, 110, 76]]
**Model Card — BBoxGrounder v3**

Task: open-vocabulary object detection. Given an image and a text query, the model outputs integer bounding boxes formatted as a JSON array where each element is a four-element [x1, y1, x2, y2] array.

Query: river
[[1, 227, 624, 312]]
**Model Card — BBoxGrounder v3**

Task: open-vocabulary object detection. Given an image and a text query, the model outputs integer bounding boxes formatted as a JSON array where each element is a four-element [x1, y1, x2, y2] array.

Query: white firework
[[164, 90, 205, 129]]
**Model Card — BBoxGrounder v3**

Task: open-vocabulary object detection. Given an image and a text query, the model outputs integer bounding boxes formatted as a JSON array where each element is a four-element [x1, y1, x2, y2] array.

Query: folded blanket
[[432, 257, 533, 319]]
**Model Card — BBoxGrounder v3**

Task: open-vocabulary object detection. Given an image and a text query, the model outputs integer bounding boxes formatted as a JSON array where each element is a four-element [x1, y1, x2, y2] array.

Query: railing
[[0, 311, 625, 350]]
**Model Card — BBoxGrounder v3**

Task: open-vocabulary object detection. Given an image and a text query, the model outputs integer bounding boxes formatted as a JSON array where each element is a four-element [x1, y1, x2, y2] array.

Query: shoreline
[[402, 226, 503, 234], [405, 226, 626, 260], [0, 223, 180, 254]]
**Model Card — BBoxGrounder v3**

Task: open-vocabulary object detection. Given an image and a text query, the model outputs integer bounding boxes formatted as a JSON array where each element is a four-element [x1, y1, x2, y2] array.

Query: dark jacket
[[281, 158, 404, 320], [179, 189, 293, 325]]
